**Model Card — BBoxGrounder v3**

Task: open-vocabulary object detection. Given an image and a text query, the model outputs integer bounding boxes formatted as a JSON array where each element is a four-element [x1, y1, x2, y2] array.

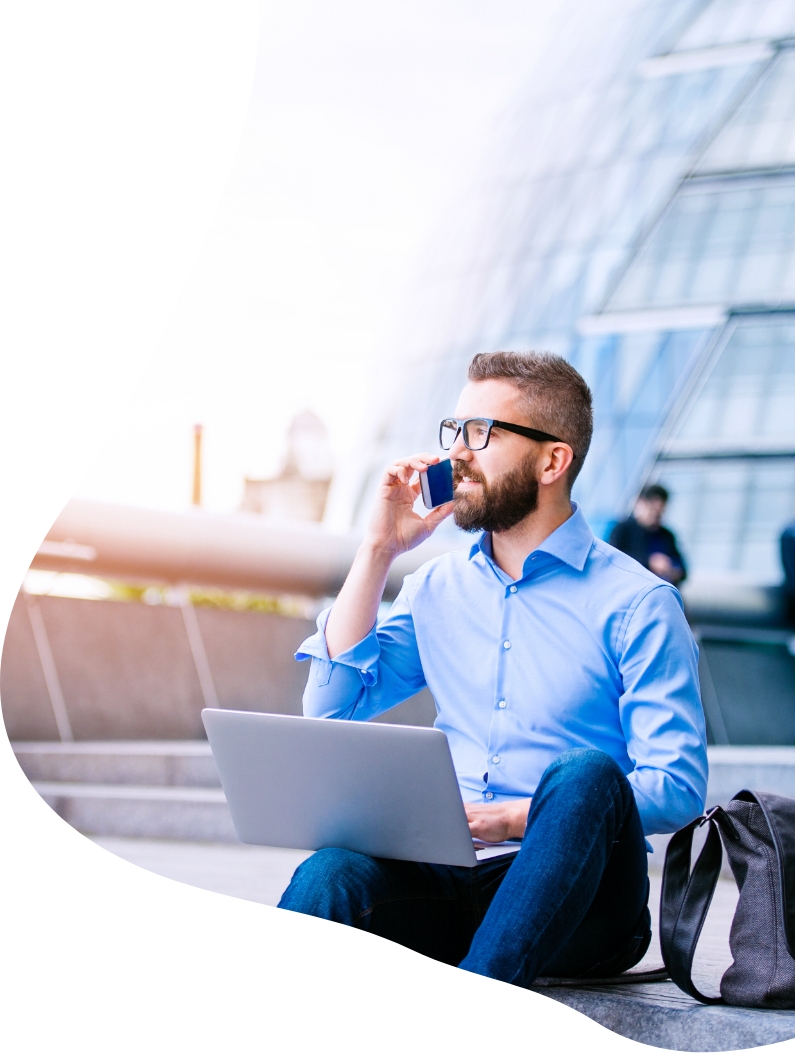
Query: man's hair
[[639, 483, 669, 504], [467, 350, 593, 488]]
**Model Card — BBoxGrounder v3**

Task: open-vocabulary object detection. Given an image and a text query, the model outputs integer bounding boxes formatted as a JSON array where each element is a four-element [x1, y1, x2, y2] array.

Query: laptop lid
[[202, 708, 478, 867]]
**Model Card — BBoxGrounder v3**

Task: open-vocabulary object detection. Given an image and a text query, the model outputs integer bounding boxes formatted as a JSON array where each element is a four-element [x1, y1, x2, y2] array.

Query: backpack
[[660, 790, 795, 1008]]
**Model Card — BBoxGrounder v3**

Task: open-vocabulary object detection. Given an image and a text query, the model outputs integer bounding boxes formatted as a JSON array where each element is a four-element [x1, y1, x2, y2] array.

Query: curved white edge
[[0, 3, 665, 1051]]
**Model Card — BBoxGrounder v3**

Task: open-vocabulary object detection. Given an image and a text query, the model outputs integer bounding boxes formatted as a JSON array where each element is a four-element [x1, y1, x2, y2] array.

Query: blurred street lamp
[[192, 424, 203, 507]]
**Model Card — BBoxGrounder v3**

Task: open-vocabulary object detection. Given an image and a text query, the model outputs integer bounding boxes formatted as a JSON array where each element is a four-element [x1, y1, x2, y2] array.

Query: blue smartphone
[[420, 459, 454, 509]]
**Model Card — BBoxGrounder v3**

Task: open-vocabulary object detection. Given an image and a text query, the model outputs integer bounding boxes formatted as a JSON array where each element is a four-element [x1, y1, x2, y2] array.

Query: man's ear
[[540, 443, 574, 485]]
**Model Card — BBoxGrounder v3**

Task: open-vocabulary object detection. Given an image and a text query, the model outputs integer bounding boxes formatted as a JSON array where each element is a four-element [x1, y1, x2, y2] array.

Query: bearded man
[[279, 350, 707, 988]]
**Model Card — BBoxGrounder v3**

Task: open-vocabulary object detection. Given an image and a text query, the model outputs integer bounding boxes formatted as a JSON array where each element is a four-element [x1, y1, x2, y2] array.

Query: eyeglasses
[[439, 417, 566, 452]]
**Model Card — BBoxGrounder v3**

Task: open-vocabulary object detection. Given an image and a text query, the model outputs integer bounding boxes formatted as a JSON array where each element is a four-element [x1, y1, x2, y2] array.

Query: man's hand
[[366, 453, 454, 559], [325, 453, 453, 658], [649, 552, 684, 584], [465, 798, 532, 842]]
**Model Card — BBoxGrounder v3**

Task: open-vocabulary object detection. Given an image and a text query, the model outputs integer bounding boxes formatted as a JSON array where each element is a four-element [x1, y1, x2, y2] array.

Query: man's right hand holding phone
[[369, 454, 454, 559], [325, 454, 454, 658]]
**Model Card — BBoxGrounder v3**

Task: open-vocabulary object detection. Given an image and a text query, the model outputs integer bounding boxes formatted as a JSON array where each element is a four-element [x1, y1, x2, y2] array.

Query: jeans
[[278, 748, 651, 986]]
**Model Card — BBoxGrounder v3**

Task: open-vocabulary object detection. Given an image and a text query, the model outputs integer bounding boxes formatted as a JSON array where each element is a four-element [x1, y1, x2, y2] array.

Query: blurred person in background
[[609, 484, 686, 587], [780, 520, 795, 623]]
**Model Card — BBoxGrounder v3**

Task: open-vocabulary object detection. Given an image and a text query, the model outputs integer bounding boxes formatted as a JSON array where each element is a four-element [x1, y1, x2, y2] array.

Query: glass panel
[[610, 178, 795, 311], [572, 327, 711, 539], [651, 317, 795, 582], [697, 50, 795, 173], [677, 0, 795, 51]]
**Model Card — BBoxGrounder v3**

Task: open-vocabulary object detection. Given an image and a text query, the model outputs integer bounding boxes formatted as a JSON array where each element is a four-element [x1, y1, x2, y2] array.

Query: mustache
[[452, 461, 487, 488]]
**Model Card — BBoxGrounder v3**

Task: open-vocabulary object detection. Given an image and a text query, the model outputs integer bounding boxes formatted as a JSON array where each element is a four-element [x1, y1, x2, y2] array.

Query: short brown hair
[[467, 350, 593, 488]]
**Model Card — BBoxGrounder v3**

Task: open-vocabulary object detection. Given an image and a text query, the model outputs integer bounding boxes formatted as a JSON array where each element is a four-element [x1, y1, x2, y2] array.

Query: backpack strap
[[659, 809, 725, 1005]]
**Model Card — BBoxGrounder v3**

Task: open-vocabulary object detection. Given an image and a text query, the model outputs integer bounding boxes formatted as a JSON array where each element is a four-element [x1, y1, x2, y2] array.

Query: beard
[[452, 452, 540, 533]]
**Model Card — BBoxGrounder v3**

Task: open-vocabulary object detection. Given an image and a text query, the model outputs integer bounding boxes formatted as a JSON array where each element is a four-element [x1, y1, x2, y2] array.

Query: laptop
[[202, 708, 521, 867]]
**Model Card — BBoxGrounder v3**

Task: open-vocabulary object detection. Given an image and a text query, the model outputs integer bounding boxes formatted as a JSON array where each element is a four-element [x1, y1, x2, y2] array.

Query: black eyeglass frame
[[439, 417, 570, 454]]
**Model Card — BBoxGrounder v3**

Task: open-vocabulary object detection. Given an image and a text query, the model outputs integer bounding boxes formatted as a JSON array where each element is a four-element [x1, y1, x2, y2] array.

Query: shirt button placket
[[491, 589, 513, 799]]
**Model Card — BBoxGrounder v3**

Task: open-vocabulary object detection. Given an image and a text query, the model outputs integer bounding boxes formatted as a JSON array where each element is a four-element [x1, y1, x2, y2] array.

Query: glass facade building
[[346, 0, 795, 590]]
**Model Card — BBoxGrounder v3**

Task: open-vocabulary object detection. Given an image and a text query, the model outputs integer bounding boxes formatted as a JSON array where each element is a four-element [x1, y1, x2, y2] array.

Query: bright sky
[[74, 0, 557, 517]]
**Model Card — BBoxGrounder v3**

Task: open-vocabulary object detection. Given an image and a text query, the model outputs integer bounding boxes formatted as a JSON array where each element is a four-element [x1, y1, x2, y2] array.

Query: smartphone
[[420, 459, 454, 509]]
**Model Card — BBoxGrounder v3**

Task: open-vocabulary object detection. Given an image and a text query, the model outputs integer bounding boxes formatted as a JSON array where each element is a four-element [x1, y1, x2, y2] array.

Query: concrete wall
[[0, 594, 436, 741], [9, 592, 795, 745]]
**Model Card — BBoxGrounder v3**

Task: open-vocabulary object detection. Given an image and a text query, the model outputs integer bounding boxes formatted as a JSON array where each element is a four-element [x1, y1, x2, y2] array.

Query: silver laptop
[[203, 708, 516, 868]]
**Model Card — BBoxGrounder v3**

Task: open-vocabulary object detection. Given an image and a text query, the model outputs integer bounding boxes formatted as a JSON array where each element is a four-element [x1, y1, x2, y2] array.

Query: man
[[780, 520, 795, 623], [279, 351, 707, 988], [609, 485, 687, 586]]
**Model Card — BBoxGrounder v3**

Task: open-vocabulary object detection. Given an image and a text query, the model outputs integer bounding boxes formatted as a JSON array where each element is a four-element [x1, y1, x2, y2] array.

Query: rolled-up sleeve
[[619, 584, 708, 834], [295, 582, 428, 722]]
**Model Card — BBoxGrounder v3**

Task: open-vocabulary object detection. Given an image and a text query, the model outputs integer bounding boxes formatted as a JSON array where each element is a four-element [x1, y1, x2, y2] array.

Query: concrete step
[[13, 741, 221, 787], [707, 745, 795, 804], [540, 864, 795, 1050], [34, 781, 236, 842], [17, 743, 795, 795], [648, 745, 795, 871], [539, 984, 795, 1051], [17, 742, 795, 847]]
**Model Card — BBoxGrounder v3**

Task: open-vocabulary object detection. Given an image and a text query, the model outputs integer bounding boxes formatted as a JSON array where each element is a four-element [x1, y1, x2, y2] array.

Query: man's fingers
[[385, 467, 410, 486], [384, 465, 411, 486], [423, 501, 454, 529], [384, 466, 414, 489], [409, 452, 440, 470], [384, 453, 439, 484]]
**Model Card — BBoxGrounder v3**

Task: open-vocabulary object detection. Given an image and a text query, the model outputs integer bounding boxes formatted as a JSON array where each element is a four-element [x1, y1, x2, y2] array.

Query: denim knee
[[534, 749, 631, 812], [278, 847, 375, 920], [548, 748, 625, 783]]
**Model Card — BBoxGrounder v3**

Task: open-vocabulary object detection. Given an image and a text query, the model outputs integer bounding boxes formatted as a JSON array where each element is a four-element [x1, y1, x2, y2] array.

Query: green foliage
[[104, 581, 309, 617]]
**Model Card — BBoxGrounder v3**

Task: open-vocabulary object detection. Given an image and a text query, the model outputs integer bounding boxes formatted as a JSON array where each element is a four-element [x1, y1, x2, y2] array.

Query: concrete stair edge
[[12, 741, 222, 788], [541, 986, 795, 1051], [35, 781, 237, 843]]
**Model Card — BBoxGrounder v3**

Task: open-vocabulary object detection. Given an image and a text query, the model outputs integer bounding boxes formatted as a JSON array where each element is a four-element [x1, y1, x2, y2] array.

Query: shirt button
[[485, 792, 494, 800], [492, 755, 500, 764], [498, 700, 507, 709], [503, 640, 511, 650], [509, 585, 517, 593]]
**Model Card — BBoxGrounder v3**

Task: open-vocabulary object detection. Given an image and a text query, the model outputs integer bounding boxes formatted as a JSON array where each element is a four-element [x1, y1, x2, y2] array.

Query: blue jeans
[[278, 748, 651, 986]]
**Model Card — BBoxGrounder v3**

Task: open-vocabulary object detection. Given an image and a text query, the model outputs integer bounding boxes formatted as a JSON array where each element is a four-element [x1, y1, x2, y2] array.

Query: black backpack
[[660, 790, 795, 1008]]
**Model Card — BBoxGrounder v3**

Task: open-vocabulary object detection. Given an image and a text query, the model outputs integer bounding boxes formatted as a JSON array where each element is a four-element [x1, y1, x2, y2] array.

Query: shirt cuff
[[294, 606, 381, 687]]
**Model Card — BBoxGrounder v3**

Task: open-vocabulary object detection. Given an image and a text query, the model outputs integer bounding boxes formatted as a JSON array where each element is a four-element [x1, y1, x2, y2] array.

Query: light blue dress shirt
[[296, 505, 708, 835]]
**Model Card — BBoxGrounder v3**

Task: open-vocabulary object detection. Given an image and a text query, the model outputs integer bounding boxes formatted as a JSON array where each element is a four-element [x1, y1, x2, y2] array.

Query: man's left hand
[[465, 798, 532, 842]]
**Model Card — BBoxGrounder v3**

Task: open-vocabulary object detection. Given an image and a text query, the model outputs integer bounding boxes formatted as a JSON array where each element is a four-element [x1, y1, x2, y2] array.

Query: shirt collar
[[468, 503, 594, 574]]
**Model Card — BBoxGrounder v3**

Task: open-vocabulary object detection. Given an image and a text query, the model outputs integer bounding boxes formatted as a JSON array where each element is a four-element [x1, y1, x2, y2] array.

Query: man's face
[[634, 497, 666, 529], [448, 379, 544, 534]]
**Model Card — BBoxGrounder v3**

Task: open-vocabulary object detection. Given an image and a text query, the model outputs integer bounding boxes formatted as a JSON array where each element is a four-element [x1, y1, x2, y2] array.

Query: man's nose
[[449, 431, 472, 460]]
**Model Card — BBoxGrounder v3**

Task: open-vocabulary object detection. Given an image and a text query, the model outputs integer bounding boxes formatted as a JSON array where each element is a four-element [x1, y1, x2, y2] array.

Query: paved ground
[[92, 836, 313, 907]]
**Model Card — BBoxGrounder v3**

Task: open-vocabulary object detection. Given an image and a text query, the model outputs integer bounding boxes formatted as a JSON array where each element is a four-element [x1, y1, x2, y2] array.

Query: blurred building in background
[[347, 0, 795, 598], [241, 410, 332, 522]]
